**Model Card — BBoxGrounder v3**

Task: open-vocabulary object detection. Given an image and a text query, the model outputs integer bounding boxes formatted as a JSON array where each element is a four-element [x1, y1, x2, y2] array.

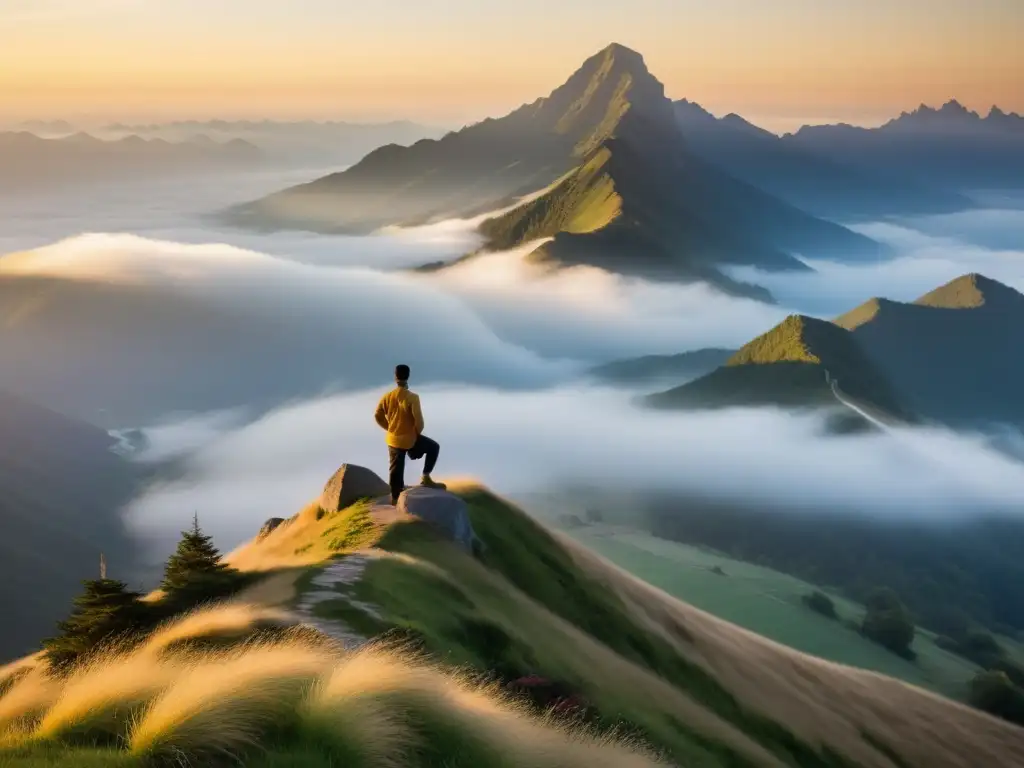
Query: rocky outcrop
[[397, 486, 482, 554], [257, 517, 287, 540], [320, 464, 389, 514]]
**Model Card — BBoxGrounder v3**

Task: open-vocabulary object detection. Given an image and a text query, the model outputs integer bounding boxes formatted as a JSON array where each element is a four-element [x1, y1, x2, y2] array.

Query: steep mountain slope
[[834, 273, 1024, 426], [0, 132, 263, 194], [646, 314, 909, 419], [231, 483, 1024, 767], [673, 100, 972, 220], [234, 44, 883, 295], [0, 390, 140, 661], [785, 101, 1024, 191]]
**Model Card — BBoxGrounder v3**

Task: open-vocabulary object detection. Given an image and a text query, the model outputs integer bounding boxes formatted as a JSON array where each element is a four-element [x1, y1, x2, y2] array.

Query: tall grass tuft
[[0, 667, 59, 743], [34, 653, 180, 746], [128, 639, 334, 764]]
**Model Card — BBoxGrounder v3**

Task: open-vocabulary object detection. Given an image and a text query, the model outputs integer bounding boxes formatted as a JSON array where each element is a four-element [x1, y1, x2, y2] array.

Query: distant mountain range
[[783, 101, 1024, 191], [94, 119, 447, 164], [0, 389, 141, 661], [231, 43, 885, 299], [646, 274, 1024, 429], [0, 131, 263, 193], [673, 100, 974, 220]]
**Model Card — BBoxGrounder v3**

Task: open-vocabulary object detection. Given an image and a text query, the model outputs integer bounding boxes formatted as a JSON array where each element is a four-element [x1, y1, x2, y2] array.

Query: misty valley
[[3, 37, 1024, 768]]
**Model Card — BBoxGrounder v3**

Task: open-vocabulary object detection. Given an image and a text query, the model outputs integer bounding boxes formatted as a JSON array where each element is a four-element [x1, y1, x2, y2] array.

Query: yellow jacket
[[374, 385, 424, 450]]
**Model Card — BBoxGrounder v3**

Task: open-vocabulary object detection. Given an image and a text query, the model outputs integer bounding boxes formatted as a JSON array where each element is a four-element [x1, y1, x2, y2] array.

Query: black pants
[[388, 435, 439, 503]]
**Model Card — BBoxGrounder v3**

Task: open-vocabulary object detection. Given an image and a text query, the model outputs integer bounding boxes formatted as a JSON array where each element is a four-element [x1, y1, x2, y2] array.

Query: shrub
[[969, 670, 1024, 726], [802, 591, 837, 620], [861, 588, 916, 660]]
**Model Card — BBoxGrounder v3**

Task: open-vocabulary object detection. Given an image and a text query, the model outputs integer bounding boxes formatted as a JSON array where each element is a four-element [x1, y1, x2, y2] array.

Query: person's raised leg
[[415, 436, 445, 489], [388, 446, 407, 505]]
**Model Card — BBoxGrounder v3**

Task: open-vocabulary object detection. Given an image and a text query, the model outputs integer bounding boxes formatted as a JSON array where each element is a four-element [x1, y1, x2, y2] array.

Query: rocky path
[[293, 499, 403, 649]]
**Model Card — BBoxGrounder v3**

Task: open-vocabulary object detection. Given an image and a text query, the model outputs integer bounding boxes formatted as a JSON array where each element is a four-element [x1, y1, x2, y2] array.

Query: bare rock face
[[320, 464, 389, 514], [257, 517, 287, 540], [397, 486, 481, 554]]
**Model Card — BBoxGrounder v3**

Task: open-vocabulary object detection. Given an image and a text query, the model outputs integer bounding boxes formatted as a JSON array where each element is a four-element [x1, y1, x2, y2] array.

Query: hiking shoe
[[420, 474, 447, 490]]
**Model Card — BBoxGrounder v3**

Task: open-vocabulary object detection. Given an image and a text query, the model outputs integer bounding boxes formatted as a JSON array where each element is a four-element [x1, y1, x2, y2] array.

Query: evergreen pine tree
[[161, 513, 240, 604], [42, 578, 145, 670]]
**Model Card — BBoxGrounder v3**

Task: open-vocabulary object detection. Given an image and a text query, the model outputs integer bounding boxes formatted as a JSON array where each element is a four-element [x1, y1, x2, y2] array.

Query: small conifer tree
[[42, 578, 145, 670], [160, 514, 242, 607]]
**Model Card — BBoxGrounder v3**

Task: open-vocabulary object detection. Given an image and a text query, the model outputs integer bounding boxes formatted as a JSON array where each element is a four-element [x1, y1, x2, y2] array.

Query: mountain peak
[[726, 314, 847, 367], [538, 42, 674, 155], [595, 42, 645, 64], [885, 100, 982, 132], [938, 99, 971, 115], [914, 273, 1022, 309]]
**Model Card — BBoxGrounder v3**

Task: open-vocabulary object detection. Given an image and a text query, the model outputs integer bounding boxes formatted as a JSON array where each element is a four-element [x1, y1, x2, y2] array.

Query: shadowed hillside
[[0, 390, 140, 662], [232, 43, 884, 297], [834, 273, 1024, 426]]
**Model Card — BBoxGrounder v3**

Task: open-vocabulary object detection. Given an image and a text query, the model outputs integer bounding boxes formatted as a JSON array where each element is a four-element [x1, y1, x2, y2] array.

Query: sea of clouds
[[3, 166, 1024, 554]]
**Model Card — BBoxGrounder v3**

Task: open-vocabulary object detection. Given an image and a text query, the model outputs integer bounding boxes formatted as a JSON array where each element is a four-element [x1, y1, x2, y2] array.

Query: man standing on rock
[[374, 364, 446, 505]]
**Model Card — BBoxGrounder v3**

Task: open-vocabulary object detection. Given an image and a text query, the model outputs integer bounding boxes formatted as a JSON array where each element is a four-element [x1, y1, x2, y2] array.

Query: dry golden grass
[[34, 653, 178, 744], [0, 600, 665, 767], [0, 666, 58, 741], [562, 534, 1024, 768], [129, 639, 334, 762], [139, 602, 292, 657], [226, 499, 384, 571]]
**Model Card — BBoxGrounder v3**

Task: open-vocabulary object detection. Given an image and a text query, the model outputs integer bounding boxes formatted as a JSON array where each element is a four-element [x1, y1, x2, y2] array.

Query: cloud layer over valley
[[125, 384, 1024, 554], [3, 168, 1024, 562]]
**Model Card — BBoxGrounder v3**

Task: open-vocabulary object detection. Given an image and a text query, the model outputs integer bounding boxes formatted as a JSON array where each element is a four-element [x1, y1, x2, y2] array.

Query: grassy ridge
[[330, 488, 866, 768], [478, 147, 623, 250]]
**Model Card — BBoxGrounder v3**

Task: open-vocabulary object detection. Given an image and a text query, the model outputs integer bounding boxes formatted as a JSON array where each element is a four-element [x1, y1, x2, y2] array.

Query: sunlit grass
[[0, 600, 661, 767]]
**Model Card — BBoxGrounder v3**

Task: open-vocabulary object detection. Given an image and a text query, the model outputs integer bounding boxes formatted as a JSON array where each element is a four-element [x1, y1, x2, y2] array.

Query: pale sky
[[1, 0, 1022, 131]]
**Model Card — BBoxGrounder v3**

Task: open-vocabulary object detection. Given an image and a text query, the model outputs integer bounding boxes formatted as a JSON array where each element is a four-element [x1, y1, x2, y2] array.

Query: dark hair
[[395, 364, 410, 382]]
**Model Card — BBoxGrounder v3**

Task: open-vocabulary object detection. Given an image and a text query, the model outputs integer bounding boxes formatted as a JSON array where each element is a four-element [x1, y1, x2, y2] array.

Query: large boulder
[[320, 464, 389, 514], [397, 486, 481, 554]]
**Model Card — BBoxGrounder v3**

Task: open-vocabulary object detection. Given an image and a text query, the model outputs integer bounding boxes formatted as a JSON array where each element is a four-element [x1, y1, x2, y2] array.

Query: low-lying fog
[[3, 166, 1024, 555]]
